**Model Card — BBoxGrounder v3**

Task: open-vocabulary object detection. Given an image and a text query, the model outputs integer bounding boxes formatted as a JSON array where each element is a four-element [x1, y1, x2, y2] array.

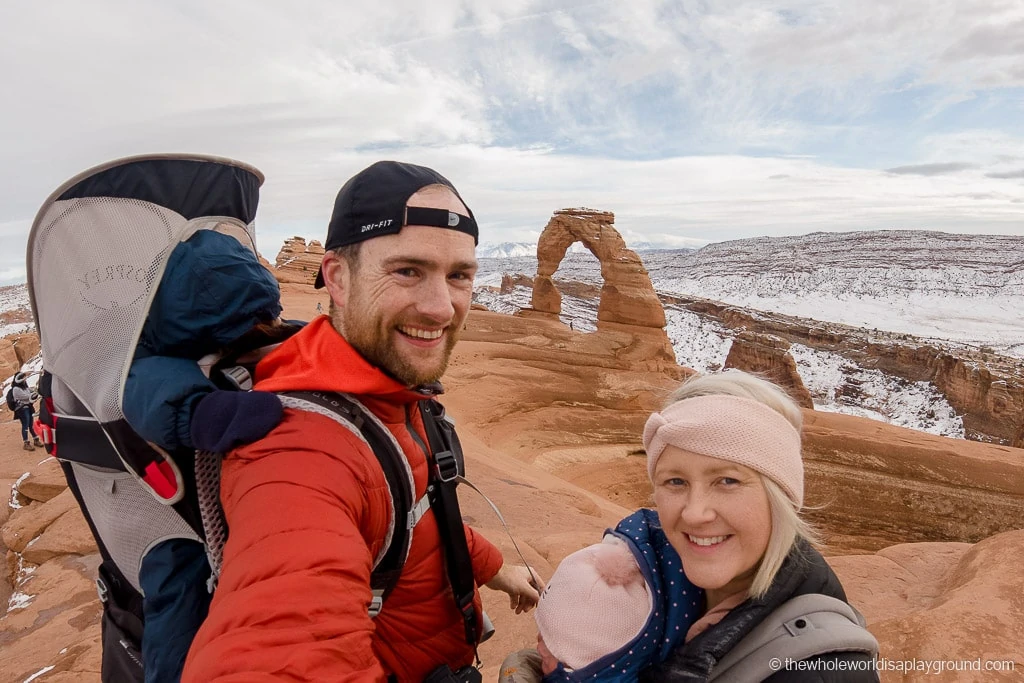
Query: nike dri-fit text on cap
[[313, 160, 478, 288]]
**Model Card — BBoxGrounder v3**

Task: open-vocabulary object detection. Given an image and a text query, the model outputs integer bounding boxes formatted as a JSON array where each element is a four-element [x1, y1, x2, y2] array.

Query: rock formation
[[531, 209, 665, 329], [666, 293, 1024, 447], [1, 444, 101, 682], [4, 285, 1024, 681], [499, 273, 534, 294], [1, 332, 40, 396], [724, 331, 814, 408], [831, 532, 1024, 680], [523, 208, 675, 365], [0, 339, 19, 381], [443, 307, 1024, 679], [272, 236, 325, 285]]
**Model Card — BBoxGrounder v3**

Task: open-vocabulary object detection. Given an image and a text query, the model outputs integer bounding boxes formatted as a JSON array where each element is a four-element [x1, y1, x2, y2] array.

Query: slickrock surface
[[831, 532, 1024, 682], [2, 283, 1022, 682], [0, 420, 101, 683]]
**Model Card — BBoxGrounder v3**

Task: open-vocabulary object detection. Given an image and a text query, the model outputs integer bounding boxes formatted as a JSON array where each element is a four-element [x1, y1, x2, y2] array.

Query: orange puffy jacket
[[183, 317, 503, 682]]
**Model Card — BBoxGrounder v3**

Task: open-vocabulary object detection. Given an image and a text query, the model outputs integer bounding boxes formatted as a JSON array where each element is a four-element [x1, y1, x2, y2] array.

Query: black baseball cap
[[314, 160, 478, 288]]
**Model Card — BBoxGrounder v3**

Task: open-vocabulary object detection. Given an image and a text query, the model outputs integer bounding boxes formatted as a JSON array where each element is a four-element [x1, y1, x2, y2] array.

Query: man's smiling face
[[324, 186, 477, 386]]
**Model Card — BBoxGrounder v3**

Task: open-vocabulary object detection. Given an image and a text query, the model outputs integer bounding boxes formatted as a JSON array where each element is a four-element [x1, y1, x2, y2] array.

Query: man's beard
[[335, 307, 460, 386]]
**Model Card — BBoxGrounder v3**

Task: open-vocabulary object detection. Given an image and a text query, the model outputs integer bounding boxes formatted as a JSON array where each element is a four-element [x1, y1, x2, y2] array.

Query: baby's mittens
[[190, 390, 283, 453]]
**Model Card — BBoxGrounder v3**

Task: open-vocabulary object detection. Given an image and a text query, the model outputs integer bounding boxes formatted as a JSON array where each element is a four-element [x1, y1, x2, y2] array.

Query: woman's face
[[653, 446, 772, 605]]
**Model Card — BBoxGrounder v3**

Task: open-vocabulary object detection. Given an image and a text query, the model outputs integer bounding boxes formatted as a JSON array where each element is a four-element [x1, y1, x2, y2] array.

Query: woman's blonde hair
[[664, 370, 819, 599]]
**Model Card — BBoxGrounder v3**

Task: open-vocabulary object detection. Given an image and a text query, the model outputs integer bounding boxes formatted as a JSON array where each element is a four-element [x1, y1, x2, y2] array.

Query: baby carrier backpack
[[26, 154, 483, 682], [707, 593, 879, 682]]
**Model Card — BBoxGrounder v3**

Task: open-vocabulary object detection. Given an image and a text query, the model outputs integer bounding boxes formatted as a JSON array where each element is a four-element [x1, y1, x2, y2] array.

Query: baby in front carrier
[[121, 225, 284, 683], [500, 509, 702, 682]]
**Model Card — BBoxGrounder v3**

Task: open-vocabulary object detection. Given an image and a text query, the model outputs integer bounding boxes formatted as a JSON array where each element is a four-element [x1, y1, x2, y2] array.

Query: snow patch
[[664, 306, 733, 372], [23, 665, 55, 683], [790, 344, 964, 438], [10, 472, 30, 510]]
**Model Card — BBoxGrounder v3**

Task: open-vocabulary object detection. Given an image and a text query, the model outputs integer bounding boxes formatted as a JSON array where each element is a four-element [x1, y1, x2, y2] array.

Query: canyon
[[2, 219, 1022, 681]]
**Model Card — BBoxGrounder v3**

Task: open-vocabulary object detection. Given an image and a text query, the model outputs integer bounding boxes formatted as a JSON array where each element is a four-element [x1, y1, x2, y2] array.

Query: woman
[[639, 370, 877, 681], [9, 372, 42, 451], [502, 371, 878, 682]]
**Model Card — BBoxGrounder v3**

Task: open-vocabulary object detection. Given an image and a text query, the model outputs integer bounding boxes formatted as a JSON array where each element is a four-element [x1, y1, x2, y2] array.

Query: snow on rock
[[790, 343, 964, 438], [23, 666, 56, 683], [645, 231, 1024, 357], [664, 305, 733, 372]]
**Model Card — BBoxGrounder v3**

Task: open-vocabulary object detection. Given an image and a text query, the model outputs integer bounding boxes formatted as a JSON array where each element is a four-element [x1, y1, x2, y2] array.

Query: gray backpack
[[709, 594, 879, 682]]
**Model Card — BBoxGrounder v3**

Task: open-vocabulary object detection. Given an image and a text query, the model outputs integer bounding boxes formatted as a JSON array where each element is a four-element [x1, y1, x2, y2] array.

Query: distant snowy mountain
[[477, 243, 537, 258], [644, 231, 1024, 357], [477, 241, 680, 259]]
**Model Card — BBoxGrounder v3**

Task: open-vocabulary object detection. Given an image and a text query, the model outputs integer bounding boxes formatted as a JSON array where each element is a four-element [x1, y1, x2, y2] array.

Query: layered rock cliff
[[667, 294, 1024, 447], [723, 331, 814, 408], [272, 236, 324, 285]]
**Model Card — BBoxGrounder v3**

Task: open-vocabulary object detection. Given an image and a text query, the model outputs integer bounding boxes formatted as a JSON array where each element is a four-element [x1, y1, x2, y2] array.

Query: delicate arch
[[531, 208, 666, 329]]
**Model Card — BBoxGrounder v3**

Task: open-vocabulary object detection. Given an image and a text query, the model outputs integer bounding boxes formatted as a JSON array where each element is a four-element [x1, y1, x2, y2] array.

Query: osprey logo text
[[361, 219, 393, 233], [76, 262, 150, 310]]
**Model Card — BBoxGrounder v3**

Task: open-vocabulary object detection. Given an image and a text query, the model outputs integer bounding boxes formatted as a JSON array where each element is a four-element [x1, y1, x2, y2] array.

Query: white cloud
[[2, 0, 1024, 285]]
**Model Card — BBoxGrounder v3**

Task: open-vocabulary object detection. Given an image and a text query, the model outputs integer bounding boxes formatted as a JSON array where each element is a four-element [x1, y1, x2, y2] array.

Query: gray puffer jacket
[[11, 385, 35, 413]]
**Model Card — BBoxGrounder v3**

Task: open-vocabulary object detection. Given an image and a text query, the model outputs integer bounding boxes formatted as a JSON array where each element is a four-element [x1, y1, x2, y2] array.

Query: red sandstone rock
[[531, 208, 667, 330], [3, 488, 77, 554], [272, 236, 325, 285], [22, 508, 97, 565], [0, 337, 20, 381], [832, 532, 1024, 682], [18, 458, 67, 503], [0, 554, 103, 683], [10, 332, 40, 365], [724, 331, 814, 408]]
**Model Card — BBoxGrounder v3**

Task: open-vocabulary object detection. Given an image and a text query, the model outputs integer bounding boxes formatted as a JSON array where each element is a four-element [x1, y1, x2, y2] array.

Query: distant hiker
[[569, 320, 574, 331], [183, 161, 540, 682], [316, 301, 323, 314], [7, 372, 41, 450], [501, 371, 878, 682]]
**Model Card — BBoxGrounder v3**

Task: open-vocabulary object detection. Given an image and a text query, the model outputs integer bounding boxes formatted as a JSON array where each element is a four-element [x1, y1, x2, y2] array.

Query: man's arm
[[183, 412, 393, 682]]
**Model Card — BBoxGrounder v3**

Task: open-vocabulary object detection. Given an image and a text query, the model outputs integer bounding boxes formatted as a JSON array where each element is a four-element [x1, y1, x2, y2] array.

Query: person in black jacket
[[639, 370, 879, 682]]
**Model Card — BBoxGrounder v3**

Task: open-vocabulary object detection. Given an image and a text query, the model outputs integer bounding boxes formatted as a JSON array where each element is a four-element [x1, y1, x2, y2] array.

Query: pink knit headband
[[643, 394, 804, 507]]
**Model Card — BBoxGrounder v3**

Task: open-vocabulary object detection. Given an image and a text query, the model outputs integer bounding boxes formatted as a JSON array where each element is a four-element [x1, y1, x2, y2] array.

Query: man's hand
[[485, 564, 544, 614]]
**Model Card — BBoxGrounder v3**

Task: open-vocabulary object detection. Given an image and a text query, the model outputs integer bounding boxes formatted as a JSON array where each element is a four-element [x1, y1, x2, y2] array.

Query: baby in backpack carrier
[[501, 538, 654, 682], [121, 224, 285, 682]]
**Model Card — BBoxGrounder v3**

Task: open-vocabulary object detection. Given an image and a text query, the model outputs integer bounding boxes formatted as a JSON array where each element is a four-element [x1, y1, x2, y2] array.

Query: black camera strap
[[419, 399, 481, 653]]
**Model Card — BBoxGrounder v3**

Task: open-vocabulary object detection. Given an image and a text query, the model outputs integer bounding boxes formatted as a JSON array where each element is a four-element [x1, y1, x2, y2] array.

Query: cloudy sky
[[2, 0, 1023, 284]]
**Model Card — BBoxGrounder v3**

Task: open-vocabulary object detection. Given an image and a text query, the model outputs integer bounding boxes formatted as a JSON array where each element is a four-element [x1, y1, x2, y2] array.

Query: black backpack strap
[[419, 399, 480, 649], [278, 391, 415, 611]]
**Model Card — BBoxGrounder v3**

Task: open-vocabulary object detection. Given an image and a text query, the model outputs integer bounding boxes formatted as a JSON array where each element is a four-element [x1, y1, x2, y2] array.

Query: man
[[184, 161, 539, 681]]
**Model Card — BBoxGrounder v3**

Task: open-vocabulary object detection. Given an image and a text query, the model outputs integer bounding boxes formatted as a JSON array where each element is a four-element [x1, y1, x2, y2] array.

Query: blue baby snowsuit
[[121, 228, 282, 683], [543, 508, 704, 682]]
